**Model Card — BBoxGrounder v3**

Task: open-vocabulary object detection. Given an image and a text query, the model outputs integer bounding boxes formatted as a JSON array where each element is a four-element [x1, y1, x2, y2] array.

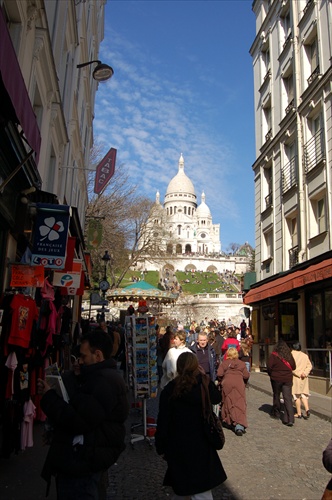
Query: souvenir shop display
[[125, 314, 158, 445], [0, 276, 75, 459]]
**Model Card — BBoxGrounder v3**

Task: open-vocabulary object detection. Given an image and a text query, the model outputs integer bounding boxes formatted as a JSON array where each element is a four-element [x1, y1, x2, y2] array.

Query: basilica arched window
[[177, 225, 181, 236], [174, 206, 177, 213], [184, 206, 187, 214], [170, 207, 173, 215], [188, 207, 191, 215]]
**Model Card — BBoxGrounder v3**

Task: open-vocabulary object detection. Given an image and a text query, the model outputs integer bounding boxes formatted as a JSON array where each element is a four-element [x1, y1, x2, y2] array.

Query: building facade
[[0, 0, 106, 294], [246, 0, 331, 394]]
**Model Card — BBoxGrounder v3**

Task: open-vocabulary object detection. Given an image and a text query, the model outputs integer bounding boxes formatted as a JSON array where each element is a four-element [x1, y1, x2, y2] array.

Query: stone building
[[245, 0, 331, 395]]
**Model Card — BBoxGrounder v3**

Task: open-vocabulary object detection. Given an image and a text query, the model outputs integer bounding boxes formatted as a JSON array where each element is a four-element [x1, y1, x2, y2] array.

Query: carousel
[[106, 280, 178, 316]]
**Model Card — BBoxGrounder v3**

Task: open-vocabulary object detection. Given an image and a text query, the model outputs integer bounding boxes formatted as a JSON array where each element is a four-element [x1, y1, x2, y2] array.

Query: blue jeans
[[56, 472, 102, 500]]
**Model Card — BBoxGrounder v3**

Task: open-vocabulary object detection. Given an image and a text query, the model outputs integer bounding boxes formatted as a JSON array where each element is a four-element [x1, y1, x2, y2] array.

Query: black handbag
[[201, 377, 225, 450]]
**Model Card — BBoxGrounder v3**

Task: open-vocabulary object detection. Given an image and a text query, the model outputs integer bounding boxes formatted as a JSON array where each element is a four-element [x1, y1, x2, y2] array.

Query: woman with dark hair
[[156, 352, 227, 499], [267, 339, 296, 426]]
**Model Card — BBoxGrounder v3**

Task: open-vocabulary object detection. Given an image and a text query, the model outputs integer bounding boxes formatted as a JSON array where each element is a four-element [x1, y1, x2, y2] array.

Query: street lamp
[[99, 250, 111, 296], [77, 60, 114, 82]]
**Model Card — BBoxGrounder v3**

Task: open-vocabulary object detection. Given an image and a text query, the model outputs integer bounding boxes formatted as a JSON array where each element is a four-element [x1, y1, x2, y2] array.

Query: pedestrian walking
[[291, 342, 312, 419], [37, 331, 129, 499], [155, 352, 227, 499], [267, 339, 296, 426], [217, 347, 249, 436]]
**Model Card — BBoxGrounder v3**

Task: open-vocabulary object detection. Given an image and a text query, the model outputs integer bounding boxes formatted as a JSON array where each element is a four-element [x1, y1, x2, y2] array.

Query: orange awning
[[243, 257, 332, 304]]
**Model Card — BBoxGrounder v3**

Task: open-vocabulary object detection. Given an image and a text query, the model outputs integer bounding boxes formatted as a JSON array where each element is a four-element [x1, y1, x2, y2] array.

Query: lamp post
[[99, 250, 111, 298], [77, 60, 114, 82]]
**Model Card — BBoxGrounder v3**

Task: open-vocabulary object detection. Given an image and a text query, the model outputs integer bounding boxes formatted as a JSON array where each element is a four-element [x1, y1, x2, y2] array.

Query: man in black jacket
[[38, 331, 129, 499], [190, 331, 217, 381]]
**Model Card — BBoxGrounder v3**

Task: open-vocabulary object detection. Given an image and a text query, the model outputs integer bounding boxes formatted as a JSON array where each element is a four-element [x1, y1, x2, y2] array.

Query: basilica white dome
[[165, 154, 196, 197], [196, 192, 211, 218]]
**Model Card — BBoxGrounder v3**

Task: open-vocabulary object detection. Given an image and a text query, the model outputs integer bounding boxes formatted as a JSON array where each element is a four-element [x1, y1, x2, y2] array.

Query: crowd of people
[[37, 313, 328, 500]]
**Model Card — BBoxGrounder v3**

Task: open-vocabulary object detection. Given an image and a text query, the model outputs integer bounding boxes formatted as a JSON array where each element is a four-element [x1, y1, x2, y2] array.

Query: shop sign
[[10, 265, 44, 287], [31, 204, 70, 269], [86, 220, 103, 250], [94, 147, 116, 195], [53, 271, 81, 288]]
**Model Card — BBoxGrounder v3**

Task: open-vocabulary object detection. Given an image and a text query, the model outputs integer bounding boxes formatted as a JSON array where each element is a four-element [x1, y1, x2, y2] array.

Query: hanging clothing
[[21, 399, 36, 450], [5, 351, 18, 398], [8, 294, 39, 349]]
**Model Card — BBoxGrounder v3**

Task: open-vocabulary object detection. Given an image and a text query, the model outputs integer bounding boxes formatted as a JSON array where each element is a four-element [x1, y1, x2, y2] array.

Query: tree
[[227, 242, 241, 255], [85, 151, 173, 288]]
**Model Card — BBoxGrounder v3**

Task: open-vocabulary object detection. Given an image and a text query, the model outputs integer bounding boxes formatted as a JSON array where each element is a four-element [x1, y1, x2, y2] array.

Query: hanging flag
[[86, 219, 103, 250], [94, 147, 116, 195], [31, 204, 70, 269]]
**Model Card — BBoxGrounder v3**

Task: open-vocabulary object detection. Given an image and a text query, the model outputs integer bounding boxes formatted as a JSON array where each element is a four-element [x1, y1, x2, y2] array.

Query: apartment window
[[281, 9, 291, 47], [286, 215, 299, 268], [309, 195, 326, 237], [317, 198, 326, 234], [262, 46, 270, 78], [290, 217, 298, 247], [263, 229, 273, 261], [282, 142, 297, 193], [304, 114, 325, 173], [263, 99, 272, 142], [283, 74, 294, 112], [263, 166, 273, 209], [304, 35, 320, 86]]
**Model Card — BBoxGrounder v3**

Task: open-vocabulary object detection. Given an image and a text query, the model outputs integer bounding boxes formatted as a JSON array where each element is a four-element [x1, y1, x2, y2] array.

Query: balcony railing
[[304, 128, 325, 174], [282, 156, 297, 194], [265, 192, 273, 208], [265, 128, 272, 142], [303, 0, 314, 17], [288, 245, 299, 268], [285, 98, 295, 115], [307, 65, 320, 86]]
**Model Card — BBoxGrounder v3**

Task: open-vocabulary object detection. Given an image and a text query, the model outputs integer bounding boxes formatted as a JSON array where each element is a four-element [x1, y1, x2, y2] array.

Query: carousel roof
[[106, 280, 178, 303]]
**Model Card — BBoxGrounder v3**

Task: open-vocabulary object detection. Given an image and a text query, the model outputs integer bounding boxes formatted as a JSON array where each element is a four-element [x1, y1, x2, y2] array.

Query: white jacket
[[160, 345, 192, 389]]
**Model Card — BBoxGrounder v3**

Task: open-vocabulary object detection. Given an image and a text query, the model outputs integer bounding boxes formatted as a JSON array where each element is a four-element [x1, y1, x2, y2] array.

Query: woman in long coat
[[217, 347, 249, 436], [291, 342, 312, 419], [155, 352, 227, 498]]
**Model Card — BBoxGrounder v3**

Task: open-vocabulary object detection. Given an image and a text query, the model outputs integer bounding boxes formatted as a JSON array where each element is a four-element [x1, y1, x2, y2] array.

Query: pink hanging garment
[[21, 399, 36, 450]]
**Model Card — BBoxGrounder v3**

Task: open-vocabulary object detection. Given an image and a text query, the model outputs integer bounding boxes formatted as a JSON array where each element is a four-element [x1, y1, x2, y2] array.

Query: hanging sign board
[[94, 147, 116, 195], [31, 204, 70, 269]]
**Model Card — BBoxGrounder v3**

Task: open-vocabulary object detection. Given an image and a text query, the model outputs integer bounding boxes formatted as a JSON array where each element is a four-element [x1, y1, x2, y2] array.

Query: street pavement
[[0, 373, 331, 500], [107, 379, 331, 500]]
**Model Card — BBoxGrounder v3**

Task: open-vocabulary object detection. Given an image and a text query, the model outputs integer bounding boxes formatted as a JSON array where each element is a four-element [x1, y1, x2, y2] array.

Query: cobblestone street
[[108, 385, 331, 500]]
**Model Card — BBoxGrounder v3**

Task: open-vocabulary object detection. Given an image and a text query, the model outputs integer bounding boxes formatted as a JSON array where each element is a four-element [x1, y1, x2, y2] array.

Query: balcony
[[288, 245, 299, 268], [285, 98, 295, 115], [307, 65, 320, 86], [265, 128, 272, 142], [282, 156, 297, 194], [303, 0, 314, 17], [265, 192, 273, 209], [304, 128, 325, 174]]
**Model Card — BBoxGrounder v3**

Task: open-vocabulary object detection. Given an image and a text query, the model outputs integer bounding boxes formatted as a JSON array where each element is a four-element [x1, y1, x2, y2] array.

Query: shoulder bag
[[201, 377, 225, 450]]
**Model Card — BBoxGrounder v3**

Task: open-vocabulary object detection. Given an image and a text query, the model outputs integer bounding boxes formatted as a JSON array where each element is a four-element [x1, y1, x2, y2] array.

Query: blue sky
[[94, 0, 256, 252]]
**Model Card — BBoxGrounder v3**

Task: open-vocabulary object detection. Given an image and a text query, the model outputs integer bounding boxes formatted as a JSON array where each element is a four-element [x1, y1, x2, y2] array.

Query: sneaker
[[235, 429, 243, 436]]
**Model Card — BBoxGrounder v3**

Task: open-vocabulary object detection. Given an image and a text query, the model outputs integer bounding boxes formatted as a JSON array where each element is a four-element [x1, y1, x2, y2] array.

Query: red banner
[[94, 148, 116, 195]]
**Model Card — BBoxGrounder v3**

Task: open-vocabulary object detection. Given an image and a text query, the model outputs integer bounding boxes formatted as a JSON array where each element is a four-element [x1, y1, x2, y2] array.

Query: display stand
[[125, 314, 158, 446]]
